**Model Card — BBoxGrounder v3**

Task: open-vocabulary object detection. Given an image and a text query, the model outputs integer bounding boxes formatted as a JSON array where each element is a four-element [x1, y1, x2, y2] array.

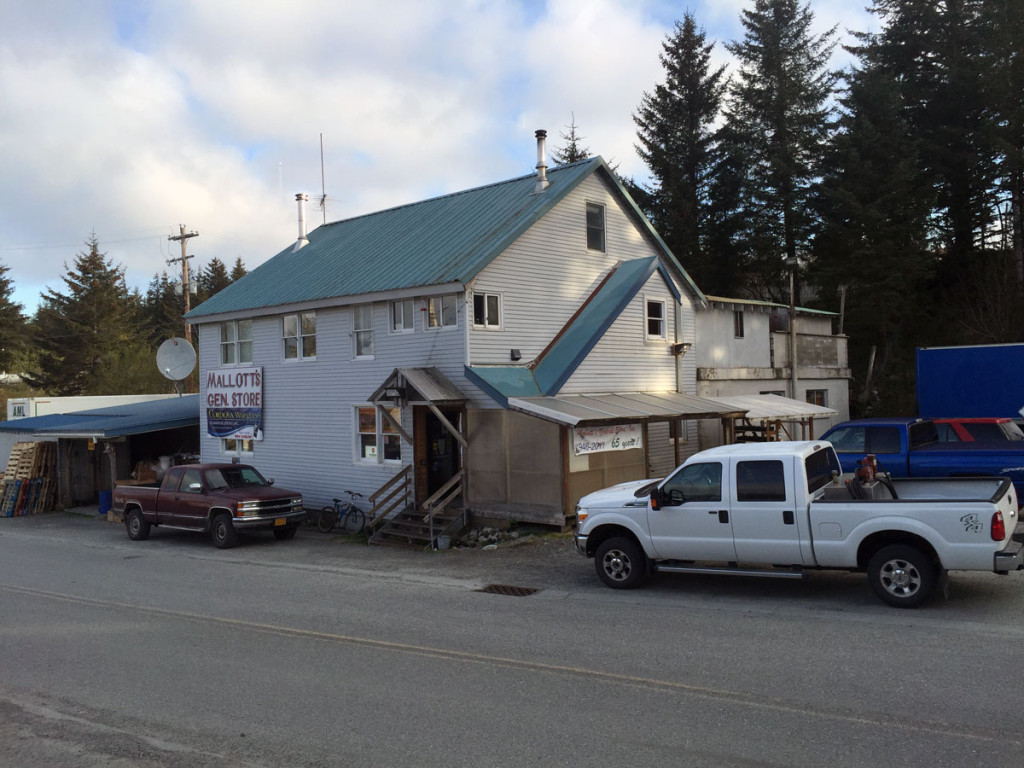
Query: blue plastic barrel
[[98, 489, 112, 515]]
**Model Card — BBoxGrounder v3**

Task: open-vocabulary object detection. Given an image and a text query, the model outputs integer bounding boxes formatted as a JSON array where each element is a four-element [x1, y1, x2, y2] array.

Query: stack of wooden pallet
[[2, 441, 57, 517]]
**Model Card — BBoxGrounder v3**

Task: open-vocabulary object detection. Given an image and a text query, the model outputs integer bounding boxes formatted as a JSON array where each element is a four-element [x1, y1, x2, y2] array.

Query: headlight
[[575, 505, 588, 524], [236, 500, 260, 515], [291, 497, 303, 508]]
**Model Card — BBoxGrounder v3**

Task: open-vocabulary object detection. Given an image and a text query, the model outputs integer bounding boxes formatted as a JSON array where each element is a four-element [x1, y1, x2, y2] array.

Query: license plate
[[274, 518, 286, 527]]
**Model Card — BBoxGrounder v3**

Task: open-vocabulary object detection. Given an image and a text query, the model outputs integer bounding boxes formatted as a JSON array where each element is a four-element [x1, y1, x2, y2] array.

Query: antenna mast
[[319, 132, 327, 224]]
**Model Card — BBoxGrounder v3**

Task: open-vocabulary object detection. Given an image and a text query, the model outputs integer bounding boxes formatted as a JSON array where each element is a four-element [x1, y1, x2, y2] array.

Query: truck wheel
[[211, 512, 239, 549], [867, 544, 936, 608], [594, 537, 648, 589], [273, 526, 297, 541], [125, 509, 151, 541]]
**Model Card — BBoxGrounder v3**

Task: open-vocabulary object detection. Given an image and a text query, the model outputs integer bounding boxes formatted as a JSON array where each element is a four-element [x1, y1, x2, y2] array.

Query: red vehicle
[[932, 418, 1024, 442], [113, 463, 304, 548]]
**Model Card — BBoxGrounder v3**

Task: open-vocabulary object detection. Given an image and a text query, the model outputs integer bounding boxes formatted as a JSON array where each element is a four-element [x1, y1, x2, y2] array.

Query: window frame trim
[[644, 295, 668, 342], [282, 311, 317, 362]]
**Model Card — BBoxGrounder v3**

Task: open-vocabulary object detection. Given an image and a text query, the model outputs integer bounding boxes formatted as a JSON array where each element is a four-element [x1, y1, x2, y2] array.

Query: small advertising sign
[[572, 423, 643, 456], [205, 367, 263, 440]]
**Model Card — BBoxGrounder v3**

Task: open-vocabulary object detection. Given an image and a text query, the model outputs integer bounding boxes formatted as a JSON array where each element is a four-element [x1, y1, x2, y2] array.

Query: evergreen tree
[[724, 0, 837, 303], [633, 13, 728, 293], [25, 235, 155, 395], [229, 257, 248, 282], [551, 114, 591, 165], [0, 263, 26, 375], [198, 257, 231, 303], [142, 272, 185, 344]]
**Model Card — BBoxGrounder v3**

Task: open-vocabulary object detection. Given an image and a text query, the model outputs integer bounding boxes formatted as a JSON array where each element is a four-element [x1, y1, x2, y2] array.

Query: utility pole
[[167, 225, 198, 343]]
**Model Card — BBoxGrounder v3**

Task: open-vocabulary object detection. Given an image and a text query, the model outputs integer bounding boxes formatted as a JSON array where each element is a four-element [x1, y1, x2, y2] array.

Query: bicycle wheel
[[318, 506, 337, 533], [342, 506, 366, 535]]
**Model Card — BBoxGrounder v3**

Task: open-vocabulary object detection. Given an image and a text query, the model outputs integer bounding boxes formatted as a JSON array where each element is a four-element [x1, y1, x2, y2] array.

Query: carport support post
[[103, 441, 118, 510]]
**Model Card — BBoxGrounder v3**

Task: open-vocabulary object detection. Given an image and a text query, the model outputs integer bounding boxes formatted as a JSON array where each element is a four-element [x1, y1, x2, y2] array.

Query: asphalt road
[[1, 510, 1023, 767]]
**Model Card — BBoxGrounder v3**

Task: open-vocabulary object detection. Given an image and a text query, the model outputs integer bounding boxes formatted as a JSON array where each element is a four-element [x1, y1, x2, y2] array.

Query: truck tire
[[594, 536, 648, 589], [211, 512, 239, 549], [867, 544, 936, 608], [125, 509, 151, 541]]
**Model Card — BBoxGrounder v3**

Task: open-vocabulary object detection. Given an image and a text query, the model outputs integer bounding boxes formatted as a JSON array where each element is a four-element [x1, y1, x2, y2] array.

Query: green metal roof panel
[[464, 366, 543, 407], [187, 158, 602, 319], [532, 257, 660, 395]]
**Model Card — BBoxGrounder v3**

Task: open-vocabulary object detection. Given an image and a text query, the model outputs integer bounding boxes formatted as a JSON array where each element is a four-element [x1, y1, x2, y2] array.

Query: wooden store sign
[[205, 367, 263, 441], [572, 423, 643, 456]]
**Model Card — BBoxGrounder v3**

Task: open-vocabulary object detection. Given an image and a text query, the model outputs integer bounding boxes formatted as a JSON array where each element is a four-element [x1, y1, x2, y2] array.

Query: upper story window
[[391, 299, 415, 333], [473, 293, 501, 329], [586, 202, 605, 251], [283, 312, 316, 360], [734, 310, 745, 338], [353, 304, 374, 358], [645, 298, 667, 340], [427, 295, 457, 329], [221, 319, 253, 365], [806, 389, 827, 407]]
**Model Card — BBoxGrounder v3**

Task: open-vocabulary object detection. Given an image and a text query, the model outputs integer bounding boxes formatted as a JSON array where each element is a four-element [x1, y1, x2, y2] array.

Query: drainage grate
[[475, 583, 540, 597]]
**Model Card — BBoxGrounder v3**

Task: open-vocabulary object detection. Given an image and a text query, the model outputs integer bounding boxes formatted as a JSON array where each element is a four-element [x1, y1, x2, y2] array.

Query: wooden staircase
[[367, 467, 467, 550]]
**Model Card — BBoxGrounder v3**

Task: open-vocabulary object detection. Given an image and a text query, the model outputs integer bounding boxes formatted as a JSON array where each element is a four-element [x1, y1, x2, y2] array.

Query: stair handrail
[[422, 469, 464, 547], [366, 465, 412, 530]]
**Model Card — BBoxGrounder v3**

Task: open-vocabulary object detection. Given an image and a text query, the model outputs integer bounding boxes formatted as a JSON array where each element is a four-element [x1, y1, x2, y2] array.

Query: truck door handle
[[783, 510, 794, 525]]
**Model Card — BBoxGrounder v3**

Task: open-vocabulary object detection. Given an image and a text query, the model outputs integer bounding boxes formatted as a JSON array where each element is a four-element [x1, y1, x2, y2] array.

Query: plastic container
[[98, 489, 112, 515]]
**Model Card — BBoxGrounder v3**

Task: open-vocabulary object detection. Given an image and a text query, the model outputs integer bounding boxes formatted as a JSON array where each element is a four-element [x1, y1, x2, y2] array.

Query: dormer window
[[646, 298, 667, 340], [586, 203, 605, 251]]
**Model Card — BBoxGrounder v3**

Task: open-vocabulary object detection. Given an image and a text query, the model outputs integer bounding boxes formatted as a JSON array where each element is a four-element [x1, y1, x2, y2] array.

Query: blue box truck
[[916, 344, 1024, 418]]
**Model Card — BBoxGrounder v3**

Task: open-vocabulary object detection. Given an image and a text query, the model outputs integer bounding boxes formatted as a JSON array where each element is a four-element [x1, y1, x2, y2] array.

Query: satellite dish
[[156, 338, 197, 381]]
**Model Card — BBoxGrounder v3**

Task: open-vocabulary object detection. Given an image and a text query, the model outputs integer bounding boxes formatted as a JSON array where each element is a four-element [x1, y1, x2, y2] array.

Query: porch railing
[[422, 469, 464, 546], [366, 465, 412, 531]]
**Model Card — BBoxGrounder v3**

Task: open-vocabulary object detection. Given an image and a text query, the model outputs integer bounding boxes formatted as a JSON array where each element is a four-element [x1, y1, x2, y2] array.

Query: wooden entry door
[[415, 406, 462, 504]]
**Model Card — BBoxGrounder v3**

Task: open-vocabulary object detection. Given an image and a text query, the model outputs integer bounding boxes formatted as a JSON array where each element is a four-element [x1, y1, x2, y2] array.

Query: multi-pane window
[[734, 310, 745, 338], [353, 304, 374, 357], [586, 202, 605, 251], [283, 312, 316, 360], [391, 299, 415, 333], [806, 389, 828, 407], [221, 319, 253, 365], [646, 299, 666, 339], [222, 438, 254, 456], [472, 293, 500, 328], [427, 295, 457, 329], [356, 406, 401, 463]]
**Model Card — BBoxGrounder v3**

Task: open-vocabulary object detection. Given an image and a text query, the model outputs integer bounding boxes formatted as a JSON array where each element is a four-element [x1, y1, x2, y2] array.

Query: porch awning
[[702, 394, 837, 420], [368, 367, 466, 405], [506, 392, 746, 427]]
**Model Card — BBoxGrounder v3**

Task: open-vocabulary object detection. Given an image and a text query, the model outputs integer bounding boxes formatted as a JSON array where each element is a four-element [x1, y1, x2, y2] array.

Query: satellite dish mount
[[156, 338, 197, 396]]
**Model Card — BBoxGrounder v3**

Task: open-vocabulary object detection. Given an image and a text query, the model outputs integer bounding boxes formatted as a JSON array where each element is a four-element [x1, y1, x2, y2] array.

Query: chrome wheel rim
[[602, 548, 632, 582], [879, 557, 921, 598]]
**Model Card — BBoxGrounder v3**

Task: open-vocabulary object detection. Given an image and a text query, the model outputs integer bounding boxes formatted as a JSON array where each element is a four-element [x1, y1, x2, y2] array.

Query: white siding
[[468, 175, 668, 365], [197, 297, 483, 509], [695, 304, 773, 368]]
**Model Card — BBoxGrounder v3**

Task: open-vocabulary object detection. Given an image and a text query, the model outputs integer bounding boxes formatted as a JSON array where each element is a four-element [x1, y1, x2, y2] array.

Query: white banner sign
[[572, 423, 643, 456], [205, 367, 263, 440]]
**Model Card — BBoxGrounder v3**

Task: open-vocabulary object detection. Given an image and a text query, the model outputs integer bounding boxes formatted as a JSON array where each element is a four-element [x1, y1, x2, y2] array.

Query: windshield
[[203, 466, 269, 490]]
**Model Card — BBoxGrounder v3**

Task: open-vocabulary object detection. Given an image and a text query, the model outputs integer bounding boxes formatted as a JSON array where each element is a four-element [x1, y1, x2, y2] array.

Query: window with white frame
[[586, 202, 605, 251], [353, 304, 374, 357], [356, 406, 402, 463], [220, 319, 253, 365], [283, 312, 316, 360], [221, 437, 254, 456], [472, 293, 500, 328], [645, 298, 667, 340], [427, 294, 457, 329], [391, 298, 415, 333]]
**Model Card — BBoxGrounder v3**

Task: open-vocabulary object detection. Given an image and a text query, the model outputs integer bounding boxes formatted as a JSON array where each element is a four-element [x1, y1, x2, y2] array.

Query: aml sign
[[572, 423, 643, 456], [206, 367, 263, 440]]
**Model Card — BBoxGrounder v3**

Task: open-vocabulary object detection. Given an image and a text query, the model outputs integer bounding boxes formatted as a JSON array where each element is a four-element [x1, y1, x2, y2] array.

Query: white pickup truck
[[574, 441, 1024, 607]]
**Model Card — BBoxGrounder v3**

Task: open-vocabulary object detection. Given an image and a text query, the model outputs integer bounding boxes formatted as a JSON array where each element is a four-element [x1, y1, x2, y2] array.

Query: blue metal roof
[[186, 157, 704, 319], [0, 395, 199, 438]]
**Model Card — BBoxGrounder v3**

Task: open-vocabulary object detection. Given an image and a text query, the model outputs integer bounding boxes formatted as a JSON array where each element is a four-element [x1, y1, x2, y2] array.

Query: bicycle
[[317, 490, 366, 534]]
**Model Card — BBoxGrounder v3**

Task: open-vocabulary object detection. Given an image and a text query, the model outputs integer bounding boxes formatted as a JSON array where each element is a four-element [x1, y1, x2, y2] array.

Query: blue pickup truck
[[821, 418, 1024, 497]]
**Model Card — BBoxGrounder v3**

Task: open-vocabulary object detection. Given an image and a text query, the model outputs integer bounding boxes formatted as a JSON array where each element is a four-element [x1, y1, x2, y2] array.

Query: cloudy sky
[[0, 0, 874, 315]]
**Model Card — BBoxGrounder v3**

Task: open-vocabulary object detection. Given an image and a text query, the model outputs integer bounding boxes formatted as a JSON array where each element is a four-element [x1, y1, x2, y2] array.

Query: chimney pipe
[[534, 129, 549, 193], [293, 193, 309, 251]]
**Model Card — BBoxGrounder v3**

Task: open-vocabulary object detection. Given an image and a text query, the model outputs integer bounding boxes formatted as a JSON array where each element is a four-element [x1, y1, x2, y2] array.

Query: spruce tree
[[0, 263, 25, 375], [229, 257, 248, 282], [724, 0, 837, 304], [551, 114, 591, 165], [633, 13, 728, 293], [198, 257, 231, 303]]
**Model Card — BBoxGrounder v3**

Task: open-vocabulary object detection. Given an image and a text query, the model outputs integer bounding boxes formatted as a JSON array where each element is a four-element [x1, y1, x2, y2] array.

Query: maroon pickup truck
[[113, 463, 305, 548]]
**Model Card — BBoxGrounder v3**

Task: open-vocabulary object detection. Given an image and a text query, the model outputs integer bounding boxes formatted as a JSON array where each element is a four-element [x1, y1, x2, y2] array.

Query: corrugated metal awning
[[703, 394, 837, 420], [507, 392, 746, 427], [0, 395, 199, 439], [369, 367, 466, 405]]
